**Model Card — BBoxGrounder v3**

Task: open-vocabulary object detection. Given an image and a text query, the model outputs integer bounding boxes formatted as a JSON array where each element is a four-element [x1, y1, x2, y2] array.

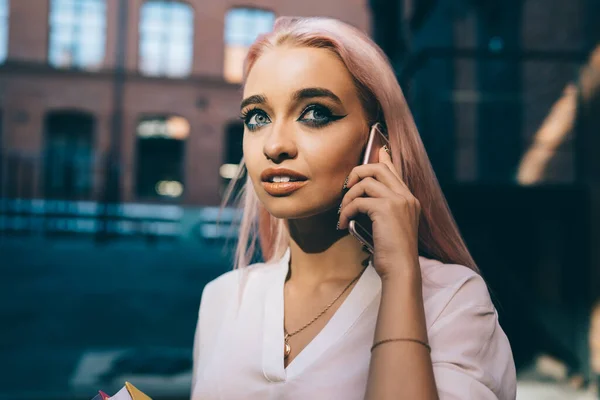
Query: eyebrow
[[292, 87, 343, 105], [240, 94, 267, 110], [240, 87, 343, 110]]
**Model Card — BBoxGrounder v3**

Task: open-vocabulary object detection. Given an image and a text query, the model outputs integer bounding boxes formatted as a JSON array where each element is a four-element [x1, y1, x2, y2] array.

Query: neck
[[286, 207, 369, 285]]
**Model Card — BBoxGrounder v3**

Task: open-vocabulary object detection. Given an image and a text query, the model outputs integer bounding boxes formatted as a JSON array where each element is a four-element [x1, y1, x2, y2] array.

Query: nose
[[263, 123, 298, 163]]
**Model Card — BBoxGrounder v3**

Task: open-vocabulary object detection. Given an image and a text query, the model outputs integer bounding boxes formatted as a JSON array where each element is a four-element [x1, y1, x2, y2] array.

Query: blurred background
[[0, 0, 599, 399]]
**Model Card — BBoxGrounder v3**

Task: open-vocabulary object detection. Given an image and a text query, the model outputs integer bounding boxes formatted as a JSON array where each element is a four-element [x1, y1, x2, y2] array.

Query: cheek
[[303, 121, 365, 164], [306, 136, 363, 183]]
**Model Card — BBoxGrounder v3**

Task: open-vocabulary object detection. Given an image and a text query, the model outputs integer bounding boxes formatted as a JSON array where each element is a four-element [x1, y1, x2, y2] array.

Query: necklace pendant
[[284, 341, 291, 359], [284, 333, 291, 359]]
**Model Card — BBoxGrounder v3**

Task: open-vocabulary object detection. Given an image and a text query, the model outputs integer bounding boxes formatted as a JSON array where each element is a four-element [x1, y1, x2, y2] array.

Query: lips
[[260, 167, 308, 196]]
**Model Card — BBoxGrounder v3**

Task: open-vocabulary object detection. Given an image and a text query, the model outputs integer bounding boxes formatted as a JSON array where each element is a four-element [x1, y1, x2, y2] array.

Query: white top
[[191, 248, 517, 400]]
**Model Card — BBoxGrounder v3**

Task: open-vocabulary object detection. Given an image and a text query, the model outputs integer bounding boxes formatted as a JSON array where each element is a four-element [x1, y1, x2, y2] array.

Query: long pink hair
[[220, 16, 478, 273]]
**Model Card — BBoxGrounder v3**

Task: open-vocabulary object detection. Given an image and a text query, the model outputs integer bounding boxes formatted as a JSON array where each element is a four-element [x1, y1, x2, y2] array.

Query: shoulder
[[199, 259, 282, 314], [200, 268, 242, 303], [418, 258, 516, 399], [419, 256, 493, 328]]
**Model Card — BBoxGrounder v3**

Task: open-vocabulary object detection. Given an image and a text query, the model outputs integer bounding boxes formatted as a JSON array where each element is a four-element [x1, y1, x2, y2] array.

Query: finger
[[346, 162, 396, 190], [379, 146, 400, 179], [338, 197, 384, 230], [346, 163, 411, 198], [340, 176, 402, 211], [379, 145, 414, 194]]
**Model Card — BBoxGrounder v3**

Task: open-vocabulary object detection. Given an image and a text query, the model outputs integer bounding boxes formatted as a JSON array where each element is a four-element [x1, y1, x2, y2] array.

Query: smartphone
[[348, 123, 390, 254]]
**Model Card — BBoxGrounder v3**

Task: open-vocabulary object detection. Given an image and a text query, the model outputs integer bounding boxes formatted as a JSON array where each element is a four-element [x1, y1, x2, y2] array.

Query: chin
[[261, 195, 336, 220]]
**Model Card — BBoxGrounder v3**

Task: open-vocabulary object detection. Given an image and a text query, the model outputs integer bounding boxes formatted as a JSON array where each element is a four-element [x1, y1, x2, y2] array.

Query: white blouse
[[191, 248, 516, 400]]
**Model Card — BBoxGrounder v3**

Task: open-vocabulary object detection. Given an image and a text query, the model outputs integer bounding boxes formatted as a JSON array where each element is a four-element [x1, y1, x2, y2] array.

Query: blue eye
[[241, 109, 271, 131], [298, 104, 345, 127]]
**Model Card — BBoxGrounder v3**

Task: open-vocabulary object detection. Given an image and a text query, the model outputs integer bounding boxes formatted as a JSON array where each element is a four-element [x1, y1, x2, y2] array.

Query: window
[[224, 8, 275, 83], [0, 0, 8, 64], [219, 121, 245, 199], [48, 0, 106, 70], [139, 1, 194, 78], [44, 111, 95, 199], [135, 115, 189, 198]]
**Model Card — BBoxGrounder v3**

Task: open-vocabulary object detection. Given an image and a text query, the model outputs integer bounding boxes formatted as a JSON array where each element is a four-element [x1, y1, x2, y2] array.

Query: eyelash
[[299, 104, 340, 128], [239, 107, 266, 132], [239, 104, 345, 131]]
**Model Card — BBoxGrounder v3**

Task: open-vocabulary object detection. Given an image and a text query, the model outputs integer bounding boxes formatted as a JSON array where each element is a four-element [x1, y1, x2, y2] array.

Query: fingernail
[[342, 176, 349, 191], [337, 204, 342, 214], [383, 145, 390, 155], [336, 220, 340, 230]]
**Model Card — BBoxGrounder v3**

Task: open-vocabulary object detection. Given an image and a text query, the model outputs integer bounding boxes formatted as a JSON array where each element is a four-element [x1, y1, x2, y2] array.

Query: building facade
[[379, 0, 596, 185], [0, 0, 371, 206]]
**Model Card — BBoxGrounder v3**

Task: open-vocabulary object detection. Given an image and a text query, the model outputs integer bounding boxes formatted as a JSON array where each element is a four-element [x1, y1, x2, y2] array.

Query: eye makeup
[[297, 104, 347, 128], [240, 107, 271, 131], [240, 102, 347, 131]]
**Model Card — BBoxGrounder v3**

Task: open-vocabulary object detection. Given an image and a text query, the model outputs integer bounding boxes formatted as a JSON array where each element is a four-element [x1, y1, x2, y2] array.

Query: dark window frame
[[134, 114, 189, 200], [43, 110, 96, 199]]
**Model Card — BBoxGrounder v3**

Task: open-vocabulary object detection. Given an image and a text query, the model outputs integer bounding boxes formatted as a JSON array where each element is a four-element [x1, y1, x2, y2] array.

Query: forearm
[[364, 262, 438, 400]]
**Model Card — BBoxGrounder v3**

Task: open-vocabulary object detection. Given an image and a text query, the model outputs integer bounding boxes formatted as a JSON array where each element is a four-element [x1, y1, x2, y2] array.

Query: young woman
[[191, 17, 516, 400]]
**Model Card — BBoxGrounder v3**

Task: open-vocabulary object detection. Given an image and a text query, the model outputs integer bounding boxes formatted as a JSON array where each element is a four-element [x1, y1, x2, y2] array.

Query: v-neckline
[[261, 247, 382, 382]]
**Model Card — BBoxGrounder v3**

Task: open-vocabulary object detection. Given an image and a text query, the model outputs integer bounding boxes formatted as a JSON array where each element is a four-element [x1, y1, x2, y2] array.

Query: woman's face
[[242, 46, 369, 219]]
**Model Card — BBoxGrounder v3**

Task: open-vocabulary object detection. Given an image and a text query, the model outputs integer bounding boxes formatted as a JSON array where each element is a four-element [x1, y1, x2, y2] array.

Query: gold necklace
[[283, 263, 369, 359]]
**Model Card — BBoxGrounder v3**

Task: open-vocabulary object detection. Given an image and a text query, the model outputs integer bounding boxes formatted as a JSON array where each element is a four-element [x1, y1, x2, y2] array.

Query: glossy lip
[[260, 167, 309, 197], [262, 180, 308, 196], [260, 167, 308, 182]]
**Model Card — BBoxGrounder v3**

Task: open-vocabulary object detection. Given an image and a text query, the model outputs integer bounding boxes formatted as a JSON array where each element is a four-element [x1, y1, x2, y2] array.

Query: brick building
[[0, 0, 370, 206], [1, 0, 598, 200]]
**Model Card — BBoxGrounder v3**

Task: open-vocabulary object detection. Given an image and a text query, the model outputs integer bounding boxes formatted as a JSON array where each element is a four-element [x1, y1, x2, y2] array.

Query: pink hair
[[220, 16, 478, 273]]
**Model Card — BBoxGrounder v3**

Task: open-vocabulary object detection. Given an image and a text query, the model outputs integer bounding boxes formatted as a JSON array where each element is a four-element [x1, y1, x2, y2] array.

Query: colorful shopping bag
[[90, 382, 151, 400]]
